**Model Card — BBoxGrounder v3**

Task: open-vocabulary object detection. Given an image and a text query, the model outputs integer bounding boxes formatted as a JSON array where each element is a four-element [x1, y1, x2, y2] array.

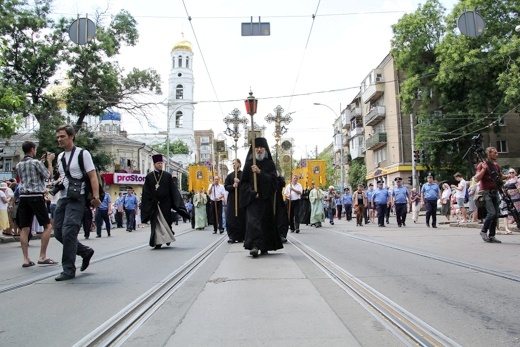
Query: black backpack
[[78, 149, 105, 206]]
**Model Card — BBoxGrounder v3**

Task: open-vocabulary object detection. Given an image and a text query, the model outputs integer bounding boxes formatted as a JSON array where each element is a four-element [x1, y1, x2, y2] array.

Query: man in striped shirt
[[16, 141, 58, 268]]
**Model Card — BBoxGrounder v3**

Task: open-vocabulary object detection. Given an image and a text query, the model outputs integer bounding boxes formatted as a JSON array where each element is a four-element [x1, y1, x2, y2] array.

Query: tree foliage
[[391, 0, 520, 174], [348, 159, 367, 188], [65, 9, 162, 131], [152, 139, 191, 156]]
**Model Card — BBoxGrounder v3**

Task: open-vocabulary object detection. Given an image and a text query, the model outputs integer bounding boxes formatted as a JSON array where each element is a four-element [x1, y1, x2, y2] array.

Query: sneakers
[[480, 231, 490, 242], [489, 237, 502, 243]]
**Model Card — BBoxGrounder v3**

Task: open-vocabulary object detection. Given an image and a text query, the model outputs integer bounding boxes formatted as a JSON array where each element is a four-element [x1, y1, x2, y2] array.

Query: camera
[[49, 181, 65, 196]]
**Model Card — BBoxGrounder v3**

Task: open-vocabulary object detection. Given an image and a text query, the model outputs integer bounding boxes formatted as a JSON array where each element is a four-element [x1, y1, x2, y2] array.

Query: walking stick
[[234, 147, 238, 217]]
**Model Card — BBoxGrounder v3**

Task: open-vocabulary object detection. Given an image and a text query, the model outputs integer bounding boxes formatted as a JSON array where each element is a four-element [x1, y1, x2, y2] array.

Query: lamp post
[[224, 108, 249, 216], [166, 101, 197, 172], [244, 91, 258, 191], [314, 102, 344, 190], [264, 105, 294, 169]]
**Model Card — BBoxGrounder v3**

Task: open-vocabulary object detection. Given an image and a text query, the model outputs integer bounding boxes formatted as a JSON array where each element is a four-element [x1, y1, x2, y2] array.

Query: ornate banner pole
[[244, 91, 258, 191], [224, 108, 248, 216]]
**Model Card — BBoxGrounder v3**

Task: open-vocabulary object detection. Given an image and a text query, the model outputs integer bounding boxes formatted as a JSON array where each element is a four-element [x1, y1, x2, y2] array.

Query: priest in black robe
[[239, 138, 283, 257], [224, 158, 245, 243], [141, 154, 189, 249]]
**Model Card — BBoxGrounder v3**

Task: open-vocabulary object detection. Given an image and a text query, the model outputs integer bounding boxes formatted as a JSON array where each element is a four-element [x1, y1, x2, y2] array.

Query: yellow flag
[[189, 166, 209, 193]]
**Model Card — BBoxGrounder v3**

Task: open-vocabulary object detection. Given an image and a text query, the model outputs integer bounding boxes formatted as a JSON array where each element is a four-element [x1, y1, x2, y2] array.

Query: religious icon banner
[[306, 160, 326, 188], [189, 166, 209, 193]]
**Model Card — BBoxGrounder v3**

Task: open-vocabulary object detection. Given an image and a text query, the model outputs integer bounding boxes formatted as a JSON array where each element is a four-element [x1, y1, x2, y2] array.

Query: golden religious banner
[[189, 166, 209, 193], [306, 160, 326, 188]]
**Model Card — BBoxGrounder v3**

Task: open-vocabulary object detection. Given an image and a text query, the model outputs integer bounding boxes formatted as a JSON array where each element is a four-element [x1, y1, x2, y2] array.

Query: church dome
[[172, 37, 192, 52]]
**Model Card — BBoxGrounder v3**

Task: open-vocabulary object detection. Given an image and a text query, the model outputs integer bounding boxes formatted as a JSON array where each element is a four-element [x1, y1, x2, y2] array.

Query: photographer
[[474, 147, 507, 243], [15, 141, 58, 268]]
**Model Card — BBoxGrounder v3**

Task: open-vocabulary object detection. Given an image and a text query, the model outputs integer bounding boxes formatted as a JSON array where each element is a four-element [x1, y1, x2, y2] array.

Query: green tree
[[152, 139, 191, 156], [348, 159, 367, 188], [65, 9, 162, 131], [392, 0, 520, 173]]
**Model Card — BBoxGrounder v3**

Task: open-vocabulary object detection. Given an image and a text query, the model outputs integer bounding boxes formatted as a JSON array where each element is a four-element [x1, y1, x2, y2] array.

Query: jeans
[[395, 203, 408, 225], [344, 204, 352, 221], [376, 203, 387, 226], [54, 197, 92, 277], [125, 209, 136, 230], [482, 190, 499, 238], [425, 199, 437, 226], [288, 199, 301, 231], [95, 209, 111, 236], [327, 207, 335, 222]]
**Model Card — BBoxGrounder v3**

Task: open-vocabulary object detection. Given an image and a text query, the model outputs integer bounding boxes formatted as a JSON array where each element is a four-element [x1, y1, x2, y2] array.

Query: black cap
[[394, 177, 402, 181], [427, 173, 434, 177], [369, 183, 373, 186], [377, 180, 384, 184]]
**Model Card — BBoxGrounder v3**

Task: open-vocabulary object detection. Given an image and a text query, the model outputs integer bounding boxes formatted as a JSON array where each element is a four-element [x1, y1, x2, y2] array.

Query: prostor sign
[[114, 173, 146, 185]]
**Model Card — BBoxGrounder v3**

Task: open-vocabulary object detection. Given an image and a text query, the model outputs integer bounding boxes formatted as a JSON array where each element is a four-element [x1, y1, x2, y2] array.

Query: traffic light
[[408, 176, 413, 185], [413, 150, 420, 163]]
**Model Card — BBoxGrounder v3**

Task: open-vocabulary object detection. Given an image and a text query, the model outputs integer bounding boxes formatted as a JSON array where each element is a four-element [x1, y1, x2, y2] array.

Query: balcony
[[349, 126, 364, 138], [346, 107, 361, 122], [361, 82, 384, 104], [350, 147, 365, 160], [365, 106, 386, 126], [366, 132, 387, 150]]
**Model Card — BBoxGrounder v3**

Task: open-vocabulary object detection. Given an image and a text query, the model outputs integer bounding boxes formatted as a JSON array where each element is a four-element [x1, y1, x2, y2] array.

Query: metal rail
[[289, 236, 462, 347], [73, 235, 227, 347]]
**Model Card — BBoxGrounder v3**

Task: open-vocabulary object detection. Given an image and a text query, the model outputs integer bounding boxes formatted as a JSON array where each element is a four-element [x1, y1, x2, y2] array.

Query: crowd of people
[[5, 135, 520, 274]]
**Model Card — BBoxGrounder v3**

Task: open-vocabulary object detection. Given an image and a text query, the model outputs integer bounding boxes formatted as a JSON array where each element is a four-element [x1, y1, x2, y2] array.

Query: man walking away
[[421, 173, 441, 228]]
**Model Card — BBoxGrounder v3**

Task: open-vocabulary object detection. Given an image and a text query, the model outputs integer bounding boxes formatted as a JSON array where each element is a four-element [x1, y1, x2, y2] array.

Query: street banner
[[189, 166, 209, 193], [306, 160, 326, 188]]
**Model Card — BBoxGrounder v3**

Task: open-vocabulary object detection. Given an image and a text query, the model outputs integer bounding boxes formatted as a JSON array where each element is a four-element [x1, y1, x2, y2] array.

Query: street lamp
[[314, 102, 345, 190], [264, 105, 293, 169], [224, 108, 249, 216], [166, 101, 197, 172], [244, 90, 258, 191]]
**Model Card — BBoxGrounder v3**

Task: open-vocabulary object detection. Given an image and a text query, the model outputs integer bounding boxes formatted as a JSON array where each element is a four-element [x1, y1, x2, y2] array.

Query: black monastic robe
[[141, 170, 189, 247], [224, 170, 245, 242], [239, 156, 283, 252]]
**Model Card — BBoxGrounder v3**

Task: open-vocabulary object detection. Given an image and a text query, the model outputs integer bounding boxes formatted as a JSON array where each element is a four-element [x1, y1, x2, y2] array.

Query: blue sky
[[51, 0, 459, 159]]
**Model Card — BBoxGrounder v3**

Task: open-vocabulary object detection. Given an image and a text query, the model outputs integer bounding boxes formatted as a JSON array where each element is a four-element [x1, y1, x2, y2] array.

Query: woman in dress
[[440, 183, 451, 222], [193, 188, 208, 230], [0, 182, 11, 235], [502, 169, 520, 234]]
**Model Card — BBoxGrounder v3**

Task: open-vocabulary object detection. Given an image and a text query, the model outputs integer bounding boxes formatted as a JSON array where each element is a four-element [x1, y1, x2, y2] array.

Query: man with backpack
[[54, 125, 101, 281]]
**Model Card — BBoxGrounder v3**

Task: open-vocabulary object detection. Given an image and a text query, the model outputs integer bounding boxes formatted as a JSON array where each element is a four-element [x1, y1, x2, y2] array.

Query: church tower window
[[178, 55, 182, 67], [176, 84, 184, 99], [186, 56, 189, 68], [176, 111, 183, 128]]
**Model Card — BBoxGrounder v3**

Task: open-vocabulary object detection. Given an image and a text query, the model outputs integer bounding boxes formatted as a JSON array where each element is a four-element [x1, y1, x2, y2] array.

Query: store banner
[[113, 173, 146, 185]]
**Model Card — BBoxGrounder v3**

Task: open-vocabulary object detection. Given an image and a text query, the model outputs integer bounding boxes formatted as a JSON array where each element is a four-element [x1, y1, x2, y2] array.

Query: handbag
[[66, 176, 83, 200], [474, 190, 485, 208]]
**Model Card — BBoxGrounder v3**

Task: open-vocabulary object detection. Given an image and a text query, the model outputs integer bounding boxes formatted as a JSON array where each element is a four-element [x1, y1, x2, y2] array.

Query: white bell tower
[[167, 33, 196, 167]]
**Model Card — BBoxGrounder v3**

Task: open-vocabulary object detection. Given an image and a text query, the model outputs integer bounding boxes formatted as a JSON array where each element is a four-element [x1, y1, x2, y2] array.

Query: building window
[[176, 84, 184, 99], [172, 57, 175, 69], [200, 144, 210, 152], [496, 140, 508, 153], [374, 148, 387, 165], [176, 111, 183, 128], [186, 56, 189, 68], [178, 56, 182, 68], [200, 136, 210, 144]]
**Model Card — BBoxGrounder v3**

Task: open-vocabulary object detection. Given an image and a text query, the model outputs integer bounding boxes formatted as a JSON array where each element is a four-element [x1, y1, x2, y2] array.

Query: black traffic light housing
[[408, 176, 413, 185], [413, 150, 420, 163]]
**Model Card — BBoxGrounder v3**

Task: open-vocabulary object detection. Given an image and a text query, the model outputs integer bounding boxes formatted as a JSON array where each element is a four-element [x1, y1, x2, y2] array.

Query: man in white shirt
[[284, 175, 303, 233], [207, 176, 225, 234], [452, 172, 468, 222]]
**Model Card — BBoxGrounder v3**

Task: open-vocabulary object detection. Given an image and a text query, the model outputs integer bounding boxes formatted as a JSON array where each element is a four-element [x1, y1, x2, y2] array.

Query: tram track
[[73, 235, 227, 347], [331, 230, 520, 283], [289, 236, 462, 347], [0, 229, 196, 295]]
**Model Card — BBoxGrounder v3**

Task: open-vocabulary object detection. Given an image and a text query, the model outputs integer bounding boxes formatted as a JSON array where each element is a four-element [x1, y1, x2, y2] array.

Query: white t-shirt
[[455, 179, 467, 199], [284, 182, 303, 201], [57, 147, 95, 197]]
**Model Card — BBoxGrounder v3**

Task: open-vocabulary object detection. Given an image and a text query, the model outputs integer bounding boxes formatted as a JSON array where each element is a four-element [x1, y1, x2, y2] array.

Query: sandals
[[37, 258, 58, 265], [22, 261, 35, 268]]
